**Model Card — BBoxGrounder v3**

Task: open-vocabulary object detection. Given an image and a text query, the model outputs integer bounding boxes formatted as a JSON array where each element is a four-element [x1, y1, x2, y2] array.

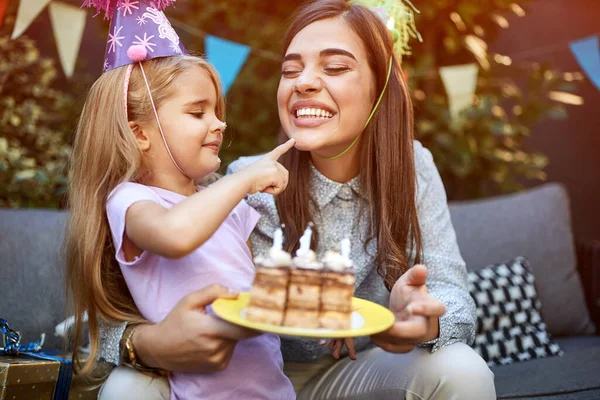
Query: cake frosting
[[247, 227, 355, 330]]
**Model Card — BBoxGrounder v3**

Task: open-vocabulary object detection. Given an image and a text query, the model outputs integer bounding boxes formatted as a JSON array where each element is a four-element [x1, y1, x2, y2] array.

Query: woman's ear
[[129, 121, 151, 151]]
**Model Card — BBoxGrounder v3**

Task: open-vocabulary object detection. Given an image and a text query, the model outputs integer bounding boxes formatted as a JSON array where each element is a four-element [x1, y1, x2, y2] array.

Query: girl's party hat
[[82, 0, 194, 176], [82, 0, 187, 72]]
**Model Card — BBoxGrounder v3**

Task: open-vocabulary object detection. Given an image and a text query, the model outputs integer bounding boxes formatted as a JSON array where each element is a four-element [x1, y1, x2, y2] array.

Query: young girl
[[66, 49, 296, 399]]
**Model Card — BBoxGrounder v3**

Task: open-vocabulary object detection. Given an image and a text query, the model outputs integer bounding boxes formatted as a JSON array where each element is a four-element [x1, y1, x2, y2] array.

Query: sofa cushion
[[0, 209, 68, 350], [555, 335, 600, 352], [469, 257, 562, 366], [449, 183, 595, 336], [492, 341, 600, 399]]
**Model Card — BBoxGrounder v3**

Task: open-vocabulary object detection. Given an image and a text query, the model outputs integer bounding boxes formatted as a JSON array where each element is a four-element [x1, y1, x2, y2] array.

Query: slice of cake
[[319, 240, 356, 330], [283, 249, 323, 328], [246, 247, 292, 326]]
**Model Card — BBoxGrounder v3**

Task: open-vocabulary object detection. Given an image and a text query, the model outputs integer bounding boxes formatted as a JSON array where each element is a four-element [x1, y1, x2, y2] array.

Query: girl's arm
[[125, 139, 294, 259]]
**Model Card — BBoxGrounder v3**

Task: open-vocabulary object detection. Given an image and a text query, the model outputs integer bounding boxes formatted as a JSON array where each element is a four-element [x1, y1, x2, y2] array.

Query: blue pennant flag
[[569, 35, 600, 92], [205, 35, 251, 95]]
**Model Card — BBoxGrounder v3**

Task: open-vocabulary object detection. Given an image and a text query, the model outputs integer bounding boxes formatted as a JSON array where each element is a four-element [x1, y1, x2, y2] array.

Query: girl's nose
[[213, 120, 226, 135]]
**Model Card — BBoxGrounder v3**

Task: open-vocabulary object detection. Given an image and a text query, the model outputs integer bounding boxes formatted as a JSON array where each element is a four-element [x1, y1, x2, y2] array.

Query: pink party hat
[[82, 0, 187, 72]]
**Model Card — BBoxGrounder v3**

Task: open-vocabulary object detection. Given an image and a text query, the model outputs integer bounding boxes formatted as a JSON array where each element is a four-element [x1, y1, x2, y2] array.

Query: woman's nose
[[294, 70, 322, 94]]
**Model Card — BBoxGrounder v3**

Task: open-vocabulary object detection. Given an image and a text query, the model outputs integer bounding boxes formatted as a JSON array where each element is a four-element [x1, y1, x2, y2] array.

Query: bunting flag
[[439, 63, 479, 119], [569, 35, 600, 92], [10, 0, 87, 78], [0, 0, 9, 29], [205, 35, 251, 95], [11, 0, 51, 39], [48, 2, 86, 78]]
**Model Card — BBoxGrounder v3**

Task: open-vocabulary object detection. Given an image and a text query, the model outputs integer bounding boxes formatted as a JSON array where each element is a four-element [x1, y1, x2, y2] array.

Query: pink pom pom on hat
[[127, 44, 148, 62], [82, 0, 187, 72]]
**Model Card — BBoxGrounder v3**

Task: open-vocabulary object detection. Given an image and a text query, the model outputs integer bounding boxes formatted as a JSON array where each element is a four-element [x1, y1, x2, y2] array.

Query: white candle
[[341, 237, 351, 259], [273, 227, 283, 250], [298, 222, 314, 254]]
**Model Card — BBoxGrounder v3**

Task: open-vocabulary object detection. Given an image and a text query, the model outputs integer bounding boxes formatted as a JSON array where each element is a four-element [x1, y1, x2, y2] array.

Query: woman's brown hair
[[276, 0, 422, 290]]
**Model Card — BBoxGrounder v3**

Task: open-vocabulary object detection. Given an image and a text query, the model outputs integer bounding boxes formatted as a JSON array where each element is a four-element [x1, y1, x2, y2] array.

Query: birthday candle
[[273, 227, 283, 250], [341, 237, 351, 259], [298, 222, 314, 254]]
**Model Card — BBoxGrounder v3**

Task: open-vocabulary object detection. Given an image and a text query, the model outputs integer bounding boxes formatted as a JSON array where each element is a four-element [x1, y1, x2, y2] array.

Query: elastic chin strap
[[314, 56, 394, 161], [124, 63, 187, 176]]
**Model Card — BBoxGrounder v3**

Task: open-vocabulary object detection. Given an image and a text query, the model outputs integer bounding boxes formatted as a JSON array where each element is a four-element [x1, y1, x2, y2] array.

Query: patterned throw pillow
[[468, 257, 563, 367]]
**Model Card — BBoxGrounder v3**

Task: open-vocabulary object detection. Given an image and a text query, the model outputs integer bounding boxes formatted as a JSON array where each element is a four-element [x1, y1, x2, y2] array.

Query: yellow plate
[[212, 293, 395, 338]]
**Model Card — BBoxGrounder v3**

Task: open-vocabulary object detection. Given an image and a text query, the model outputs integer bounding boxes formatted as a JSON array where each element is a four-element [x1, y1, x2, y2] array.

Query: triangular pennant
[[11, 0, 51, 39], [569, 35, 600, 92], [439, 63, 479, 119], [205, 35, 251, 95], [0, 0, 9, 29], [48, 2, 86, 78]]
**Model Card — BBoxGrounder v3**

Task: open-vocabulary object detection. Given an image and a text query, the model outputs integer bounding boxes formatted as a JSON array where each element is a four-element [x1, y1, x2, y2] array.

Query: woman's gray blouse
[[98, 141, 475, 364]]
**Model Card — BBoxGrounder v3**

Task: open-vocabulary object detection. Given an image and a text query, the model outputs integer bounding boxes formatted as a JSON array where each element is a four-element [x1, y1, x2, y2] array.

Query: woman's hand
[[318, 338, 356, 360], [133, 284, 259, 373], [371, 265, 446, 353]]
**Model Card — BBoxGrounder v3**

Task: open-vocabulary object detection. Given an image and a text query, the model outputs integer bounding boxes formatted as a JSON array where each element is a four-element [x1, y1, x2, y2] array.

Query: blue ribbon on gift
[[0, 318, 45, 354], [1, 318, 73, 400]]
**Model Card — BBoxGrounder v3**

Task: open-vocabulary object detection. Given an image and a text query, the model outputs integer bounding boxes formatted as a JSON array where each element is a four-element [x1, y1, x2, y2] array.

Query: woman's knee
[[431, 343, 496, 400], [98, 366, 170, 400]]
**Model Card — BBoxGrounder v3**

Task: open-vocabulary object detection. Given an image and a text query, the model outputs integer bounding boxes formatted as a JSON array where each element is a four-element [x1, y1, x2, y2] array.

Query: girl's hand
[[239, 139, 296, 195], [318, 338, 356, 360], [370, 265, 446, 353], [133, 284, 259, 373]]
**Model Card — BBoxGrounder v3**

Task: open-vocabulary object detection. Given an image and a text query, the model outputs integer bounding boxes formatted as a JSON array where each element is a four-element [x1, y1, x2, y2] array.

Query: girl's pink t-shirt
[[106, 182, 295, 400]]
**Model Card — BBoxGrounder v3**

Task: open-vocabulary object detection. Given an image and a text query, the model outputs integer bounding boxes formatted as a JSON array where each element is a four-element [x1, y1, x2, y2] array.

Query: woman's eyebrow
[[320, 48, 357, 60], [282, 48, 357, 62], [282, 53, 302, 62]]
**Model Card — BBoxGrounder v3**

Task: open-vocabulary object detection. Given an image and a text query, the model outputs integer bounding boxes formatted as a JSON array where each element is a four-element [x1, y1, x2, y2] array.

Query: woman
[[97, 1, 496, 398]]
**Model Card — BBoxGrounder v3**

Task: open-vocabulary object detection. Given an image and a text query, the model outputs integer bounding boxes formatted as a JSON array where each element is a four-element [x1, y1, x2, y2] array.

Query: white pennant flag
[[48, 2, 87, 78], [439, 64, 479, 119], [12, 0, 52, 39]]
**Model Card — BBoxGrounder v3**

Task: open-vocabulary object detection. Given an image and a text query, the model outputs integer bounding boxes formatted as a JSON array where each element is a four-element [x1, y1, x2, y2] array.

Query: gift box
[[0, 354, 60, 399], [0, 353, 73, 400], [1, 319, 72, 400], [0, 319, 108, 400]]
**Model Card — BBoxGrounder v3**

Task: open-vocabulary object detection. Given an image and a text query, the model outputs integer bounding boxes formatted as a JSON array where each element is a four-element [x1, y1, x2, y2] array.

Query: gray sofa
[[1, 182, 599, 399], [449, 183, 600, 399]]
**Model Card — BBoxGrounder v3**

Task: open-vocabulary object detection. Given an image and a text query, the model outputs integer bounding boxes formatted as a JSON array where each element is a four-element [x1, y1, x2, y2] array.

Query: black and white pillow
[[468, 256, 563, 367]]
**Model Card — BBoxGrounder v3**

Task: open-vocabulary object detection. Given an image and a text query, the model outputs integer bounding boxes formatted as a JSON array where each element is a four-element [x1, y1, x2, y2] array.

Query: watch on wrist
[[120, 324, 159, 372]]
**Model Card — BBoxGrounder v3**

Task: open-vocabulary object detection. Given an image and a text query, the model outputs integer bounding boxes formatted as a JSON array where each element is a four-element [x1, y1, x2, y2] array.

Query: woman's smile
[[291, 100, 337, 128]]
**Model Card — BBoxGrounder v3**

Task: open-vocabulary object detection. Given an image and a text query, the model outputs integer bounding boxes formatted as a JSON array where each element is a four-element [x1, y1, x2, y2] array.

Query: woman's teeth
[[295, 108, 334, 119]]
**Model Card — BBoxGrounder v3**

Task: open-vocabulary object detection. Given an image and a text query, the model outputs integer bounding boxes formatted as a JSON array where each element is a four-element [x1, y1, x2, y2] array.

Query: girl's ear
[[129, 121, 151, 151]]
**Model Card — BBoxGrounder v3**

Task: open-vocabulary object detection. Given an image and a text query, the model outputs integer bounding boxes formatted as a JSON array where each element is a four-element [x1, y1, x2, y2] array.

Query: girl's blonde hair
[[65, 55, 225, 374]]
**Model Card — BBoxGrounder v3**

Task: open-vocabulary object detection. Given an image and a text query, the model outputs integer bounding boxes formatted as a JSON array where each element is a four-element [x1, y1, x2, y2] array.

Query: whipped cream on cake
[[247, 225, 356, 330]]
